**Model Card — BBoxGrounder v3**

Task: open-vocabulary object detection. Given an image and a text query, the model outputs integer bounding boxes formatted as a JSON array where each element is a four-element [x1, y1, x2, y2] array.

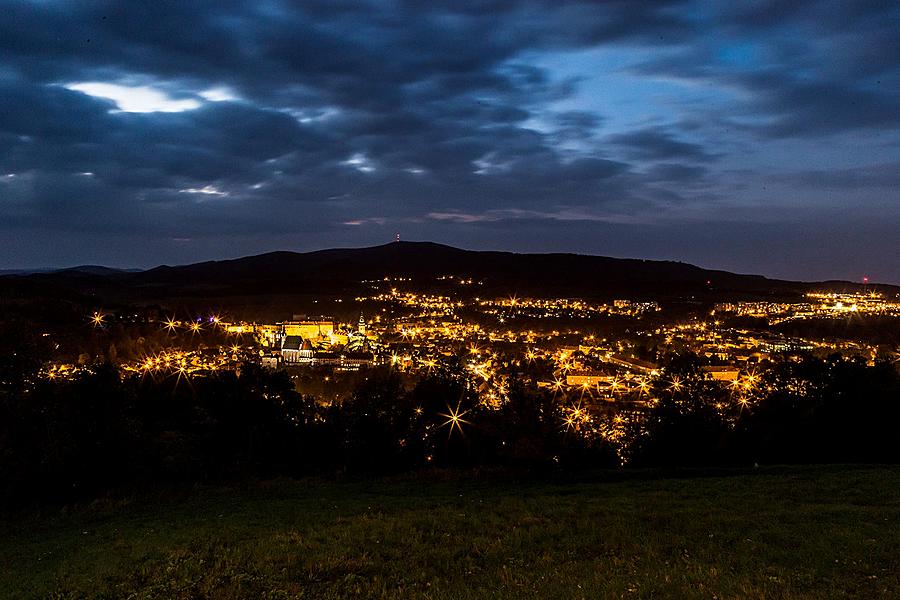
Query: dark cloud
[[643, 163, 708, 182], [774, 161, 900, 189], [737, 73, 900, 137], [0, 83, 312, 184], [550, 110, 603, 141], [608, 127, 717, 162], [635, 2, 900, 139]]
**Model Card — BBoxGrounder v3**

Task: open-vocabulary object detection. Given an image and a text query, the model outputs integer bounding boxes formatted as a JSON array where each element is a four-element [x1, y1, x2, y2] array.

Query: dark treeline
[[0, 357, 617, 505], [630, 354, 900, 467], [1, 332, 899, 505]]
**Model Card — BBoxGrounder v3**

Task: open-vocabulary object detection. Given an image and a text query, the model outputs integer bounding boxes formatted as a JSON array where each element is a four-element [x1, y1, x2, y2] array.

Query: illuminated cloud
[[341, 153, 376, 173], [179, 185, 228, 196], [343, 217, 387, 226], [198, 87, 239, 102], [64, 82, 202, 113]]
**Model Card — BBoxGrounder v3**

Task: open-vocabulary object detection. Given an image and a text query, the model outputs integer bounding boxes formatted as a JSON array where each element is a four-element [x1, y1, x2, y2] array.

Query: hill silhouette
[[125, 241, 841, 299], [1, 242, 892, 304]]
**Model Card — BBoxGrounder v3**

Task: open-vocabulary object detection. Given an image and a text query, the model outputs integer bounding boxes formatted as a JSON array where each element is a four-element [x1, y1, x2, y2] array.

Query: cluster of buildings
[[476, 297, 660, 320], [715, 291, 900, 324], [259, 315, 379, 370]]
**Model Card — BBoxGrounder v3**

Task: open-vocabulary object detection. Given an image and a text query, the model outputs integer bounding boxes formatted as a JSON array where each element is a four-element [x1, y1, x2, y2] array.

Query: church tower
[[358, 313, 366, 335]]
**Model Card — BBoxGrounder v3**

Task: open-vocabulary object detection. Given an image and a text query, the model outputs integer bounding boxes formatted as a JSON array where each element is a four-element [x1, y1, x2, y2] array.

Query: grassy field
[[2, 466, 899, 599]]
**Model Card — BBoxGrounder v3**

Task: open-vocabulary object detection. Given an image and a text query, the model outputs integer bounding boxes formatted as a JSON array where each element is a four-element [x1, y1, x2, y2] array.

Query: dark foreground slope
[[3, 466, 898, 599]]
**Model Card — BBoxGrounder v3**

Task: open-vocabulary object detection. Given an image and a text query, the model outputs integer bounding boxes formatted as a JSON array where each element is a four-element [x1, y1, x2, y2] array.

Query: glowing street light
[[610, 376, 622, 392], [438, 401, 470, 437], [637, 378, 650, 396], [562, 401, 589, 431]]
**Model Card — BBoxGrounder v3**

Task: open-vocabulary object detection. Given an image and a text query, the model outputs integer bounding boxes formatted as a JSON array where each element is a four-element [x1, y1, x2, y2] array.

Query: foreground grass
[[2, 466, 899, 599]]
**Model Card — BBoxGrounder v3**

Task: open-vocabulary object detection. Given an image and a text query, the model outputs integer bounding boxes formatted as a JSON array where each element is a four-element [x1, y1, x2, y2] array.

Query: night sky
[[2, 1, 898, 282]]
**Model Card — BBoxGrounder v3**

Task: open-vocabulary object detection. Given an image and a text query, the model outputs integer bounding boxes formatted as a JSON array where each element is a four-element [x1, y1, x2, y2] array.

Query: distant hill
[[1, 242, 894, 305], [55, 265, 142, 276], [0, 265, 138, 276], [122, 242, 887, 299]]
